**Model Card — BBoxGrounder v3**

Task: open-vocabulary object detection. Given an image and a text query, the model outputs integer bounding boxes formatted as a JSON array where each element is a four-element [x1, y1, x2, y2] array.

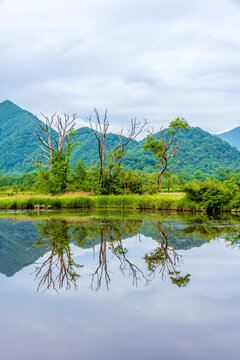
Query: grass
[[0, 193, 198, 211]]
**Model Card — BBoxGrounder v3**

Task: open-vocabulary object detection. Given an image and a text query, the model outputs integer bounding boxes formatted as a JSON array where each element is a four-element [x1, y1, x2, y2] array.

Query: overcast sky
[[0, 0, 240, 134]]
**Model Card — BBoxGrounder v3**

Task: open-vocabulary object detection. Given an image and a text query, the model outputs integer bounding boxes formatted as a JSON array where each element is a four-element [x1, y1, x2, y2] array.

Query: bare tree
[[89, 108, 109, 188], [23, 112, 77, 166], [90, 225, 110, 291], [110, 237, 149, 287], [91, 222, 148, 290], [89, 108, 148, 187], [107, 117, 148, 178]]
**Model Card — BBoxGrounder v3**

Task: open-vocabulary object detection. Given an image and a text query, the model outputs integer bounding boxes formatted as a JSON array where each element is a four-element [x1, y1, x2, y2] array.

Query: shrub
[[184, 179, 232, 213]]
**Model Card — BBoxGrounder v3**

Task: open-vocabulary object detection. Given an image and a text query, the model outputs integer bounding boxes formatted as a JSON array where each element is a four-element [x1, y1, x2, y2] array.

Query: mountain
[[217, 127, 240, 151], [0, 218, 42, 277], [70, 127, 137, 168], [130, 127, 240, 174], [0, 100, 60, 175], [0, 100, 240, 175], [0, 100, 41, 175], [72, 126, 240, 175]]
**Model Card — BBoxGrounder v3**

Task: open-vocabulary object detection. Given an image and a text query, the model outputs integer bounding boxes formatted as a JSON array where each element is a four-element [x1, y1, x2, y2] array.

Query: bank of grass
[[0, 193, 201, 211]]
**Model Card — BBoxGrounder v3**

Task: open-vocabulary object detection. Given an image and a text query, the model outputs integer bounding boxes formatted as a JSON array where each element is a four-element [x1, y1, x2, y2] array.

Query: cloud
[[0, 0, 240, 134]]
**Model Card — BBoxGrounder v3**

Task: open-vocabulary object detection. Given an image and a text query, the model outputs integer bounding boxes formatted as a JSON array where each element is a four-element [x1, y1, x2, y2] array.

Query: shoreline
[[0, 193, 234, 212]]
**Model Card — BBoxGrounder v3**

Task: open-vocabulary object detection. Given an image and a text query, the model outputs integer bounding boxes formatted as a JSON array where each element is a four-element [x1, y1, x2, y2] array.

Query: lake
[[0, 209, 240, 360]]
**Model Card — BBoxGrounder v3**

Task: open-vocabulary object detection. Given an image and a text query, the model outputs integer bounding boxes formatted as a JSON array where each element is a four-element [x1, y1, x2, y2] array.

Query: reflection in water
[[144, 221, 191, 287], [91, 222, 148, 291], [1, 212, 240, 360], [33, 220, 84, 291], [33, 217, 190, 291], [1, 212, 240, 292]]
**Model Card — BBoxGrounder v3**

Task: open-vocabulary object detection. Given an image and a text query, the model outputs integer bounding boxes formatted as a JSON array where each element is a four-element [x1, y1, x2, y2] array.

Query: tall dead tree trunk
[[89, 109, 109, 189], [23, 113, 77, 166], [89, 109, 147, 188], [107, 117, 148, 178]]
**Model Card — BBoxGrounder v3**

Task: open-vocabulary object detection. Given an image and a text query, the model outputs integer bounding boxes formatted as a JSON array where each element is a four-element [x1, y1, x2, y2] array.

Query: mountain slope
[[70, 127, 137, 168], [0, 100, 41, 175], [70, 127, 240, 175], [0, 100, 240, 176], [217, 127, 240, 150], [127, 127, 240, 174], [0, 100, 59, 175]]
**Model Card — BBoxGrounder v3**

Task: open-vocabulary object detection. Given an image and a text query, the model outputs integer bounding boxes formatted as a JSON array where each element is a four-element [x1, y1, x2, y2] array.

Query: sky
[[0, 0, 240, 135]]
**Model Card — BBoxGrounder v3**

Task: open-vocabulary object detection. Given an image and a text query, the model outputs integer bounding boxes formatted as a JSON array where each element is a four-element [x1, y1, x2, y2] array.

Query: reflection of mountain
[[0, 219, 42, 277], [0, 216, 237, 278], [140, 221, 207, 250]]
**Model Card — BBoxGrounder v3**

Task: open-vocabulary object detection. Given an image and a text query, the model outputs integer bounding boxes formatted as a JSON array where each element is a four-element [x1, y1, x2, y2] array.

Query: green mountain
[[0, 100, 59, 175], [0, 218, 42, 277], [129, 127, 240, 174], [1, 100, 240, 175], [72, 126, 240, 175], [217, 127, 240, 151], [0, 100, 42, 175], [70, 127, 137, 168]]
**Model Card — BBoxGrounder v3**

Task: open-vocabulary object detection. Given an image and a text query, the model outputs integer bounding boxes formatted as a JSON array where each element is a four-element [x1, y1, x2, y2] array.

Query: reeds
[[0, 193, 199, 211]]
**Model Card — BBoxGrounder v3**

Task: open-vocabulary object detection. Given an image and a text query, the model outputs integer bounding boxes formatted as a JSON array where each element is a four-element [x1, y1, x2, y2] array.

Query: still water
[[0, 209, 240, 360]]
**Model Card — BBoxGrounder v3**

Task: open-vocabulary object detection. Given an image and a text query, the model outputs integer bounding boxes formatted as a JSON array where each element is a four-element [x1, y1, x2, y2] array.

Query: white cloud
[[0, 0, 240, 134]]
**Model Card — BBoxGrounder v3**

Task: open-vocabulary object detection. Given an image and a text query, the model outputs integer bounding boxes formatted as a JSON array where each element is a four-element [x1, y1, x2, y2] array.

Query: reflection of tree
[[34, 220, 85, 291], [110, 237, 148, 287], [31, 216, 195, 292], [177, 214, 234, 243], [91, 225, 110, 291], [90, 220, 147, 290], [144, 221, 191, 287]]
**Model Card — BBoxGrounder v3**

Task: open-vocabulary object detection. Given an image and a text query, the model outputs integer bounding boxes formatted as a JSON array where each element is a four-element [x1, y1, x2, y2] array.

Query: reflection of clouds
[[1, 0, 240, 132], [1, 238, 240, 359]]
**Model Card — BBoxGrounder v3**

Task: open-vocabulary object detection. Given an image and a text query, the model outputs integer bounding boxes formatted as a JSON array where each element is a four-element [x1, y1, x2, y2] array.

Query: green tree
[[143, 117, 189, 192]]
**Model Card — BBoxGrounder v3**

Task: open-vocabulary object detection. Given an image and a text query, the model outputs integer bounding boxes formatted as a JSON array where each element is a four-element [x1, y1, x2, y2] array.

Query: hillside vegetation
[[217, 126, 240, 150], [0, 100, 240, 176]]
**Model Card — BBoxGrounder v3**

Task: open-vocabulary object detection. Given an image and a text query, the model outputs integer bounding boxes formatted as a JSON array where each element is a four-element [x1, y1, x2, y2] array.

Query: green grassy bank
[[0, 193, 202, 211]]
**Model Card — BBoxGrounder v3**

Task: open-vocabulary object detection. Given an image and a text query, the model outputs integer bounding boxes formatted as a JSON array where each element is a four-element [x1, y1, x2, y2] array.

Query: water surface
[[0, 210, 240, 360]]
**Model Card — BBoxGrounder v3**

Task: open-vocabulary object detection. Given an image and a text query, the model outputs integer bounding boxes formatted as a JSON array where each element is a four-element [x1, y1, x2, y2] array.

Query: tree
[[33, 219, 84, 291], [25, 112, 77, 166], [89, 108, 147, 191], [143, 117, 189, 192], [144, 220, 191, 286], [25, 113, 80, 194]]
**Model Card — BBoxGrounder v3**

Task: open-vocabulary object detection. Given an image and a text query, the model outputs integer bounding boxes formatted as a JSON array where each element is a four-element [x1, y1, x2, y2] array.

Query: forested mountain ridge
[[0, 100, 52, 175], [217, 127, 240, 151], [71, 126, 240, 175], [0, 100, 240, 175]]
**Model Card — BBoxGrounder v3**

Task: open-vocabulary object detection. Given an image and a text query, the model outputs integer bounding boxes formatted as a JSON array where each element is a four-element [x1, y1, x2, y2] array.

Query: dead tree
[[107, 117, 148, 178], [23, 112, 77, 167], [89, 109, 148, 187], [89, 108, 109, 188], [110, 237, 149, 287], [90, 225, 110, 291]]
